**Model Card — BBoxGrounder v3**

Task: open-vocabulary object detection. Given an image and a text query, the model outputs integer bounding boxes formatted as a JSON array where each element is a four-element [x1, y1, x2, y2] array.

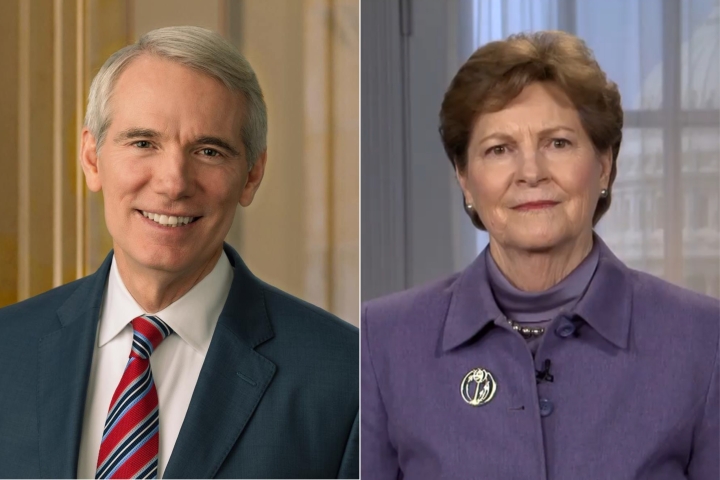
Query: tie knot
[[130, 314, 173, 360]]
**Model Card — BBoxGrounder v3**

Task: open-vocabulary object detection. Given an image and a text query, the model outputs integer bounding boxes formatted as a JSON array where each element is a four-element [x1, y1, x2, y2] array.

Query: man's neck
[[114, 247, 224, 313]]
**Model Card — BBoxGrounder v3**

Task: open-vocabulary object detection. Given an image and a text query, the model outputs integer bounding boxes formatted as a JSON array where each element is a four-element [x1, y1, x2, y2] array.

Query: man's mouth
[[140, 210, 200, 227]]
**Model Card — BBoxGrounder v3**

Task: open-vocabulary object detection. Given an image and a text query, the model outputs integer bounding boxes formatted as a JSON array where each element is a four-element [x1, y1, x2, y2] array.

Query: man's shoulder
[[259, 281, 357, 343], [249, 280, 357, 389], [0, 276, 92, 335], [225, 244, 356, 346]]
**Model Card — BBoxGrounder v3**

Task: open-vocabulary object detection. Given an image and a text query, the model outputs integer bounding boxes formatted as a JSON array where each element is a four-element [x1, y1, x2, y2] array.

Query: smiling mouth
[[139, 210, 200, 227], [513, 201, 559, 211]]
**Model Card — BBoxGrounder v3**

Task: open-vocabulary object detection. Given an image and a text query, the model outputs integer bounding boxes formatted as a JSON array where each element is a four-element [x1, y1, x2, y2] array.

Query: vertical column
[[329, 0, 359, 324], [662, 0, 683, 283], [76, 0, 86, 279], [302, 0, 331, 311], [59, 0, 80, 285], [18, 0, 30, 300], [360, 0, 406, 300], [0, 0, 19, 306], [233, 0, 308, 300], [53, 0, 64, 287], [19, 0, 55, 300], [84, 0, 130, 273]]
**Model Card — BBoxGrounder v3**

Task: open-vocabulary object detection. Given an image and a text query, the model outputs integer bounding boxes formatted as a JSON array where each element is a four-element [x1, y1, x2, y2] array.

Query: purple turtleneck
[[486, 239, 600, 352]]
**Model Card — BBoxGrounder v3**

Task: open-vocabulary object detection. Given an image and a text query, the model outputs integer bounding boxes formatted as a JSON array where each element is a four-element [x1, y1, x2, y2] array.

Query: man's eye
[[133, 140, 152, 148], [201, 148, 221, 157]]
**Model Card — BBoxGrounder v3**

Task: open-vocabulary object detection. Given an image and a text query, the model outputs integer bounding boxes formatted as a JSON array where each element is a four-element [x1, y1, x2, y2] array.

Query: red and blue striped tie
[[95, 314, 173, 479]]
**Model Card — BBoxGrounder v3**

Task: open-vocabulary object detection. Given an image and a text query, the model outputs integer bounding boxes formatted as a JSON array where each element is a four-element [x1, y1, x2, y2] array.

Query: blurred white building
[[599, 6, 720, 297]]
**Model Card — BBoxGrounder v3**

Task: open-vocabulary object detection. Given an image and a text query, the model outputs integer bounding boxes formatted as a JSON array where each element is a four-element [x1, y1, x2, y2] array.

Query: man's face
[[80, 54, 265, 277]]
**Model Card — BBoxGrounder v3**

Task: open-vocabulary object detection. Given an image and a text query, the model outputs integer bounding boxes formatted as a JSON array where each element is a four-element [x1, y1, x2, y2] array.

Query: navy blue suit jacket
[[0, 243, 358, 478]]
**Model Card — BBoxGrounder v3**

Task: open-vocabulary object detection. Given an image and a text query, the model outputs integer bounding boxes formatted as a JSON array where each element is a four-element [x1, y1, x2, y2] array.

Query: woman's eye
[[133, 140, 152, 148], [487, 145, 507, 156], [552, 138, 570, 148]]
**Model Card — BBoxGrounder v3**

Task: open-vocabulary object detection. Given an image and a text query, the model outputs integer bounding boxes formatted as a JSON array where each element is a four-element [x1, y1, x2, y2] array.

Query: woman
[[361, 31, 718, 479]]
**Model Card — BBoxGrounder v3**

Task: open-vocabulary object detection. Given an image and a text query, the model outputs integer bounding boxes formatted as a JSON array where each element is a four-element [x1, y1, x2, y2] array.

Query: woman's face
[[457, 82, 612, 253]]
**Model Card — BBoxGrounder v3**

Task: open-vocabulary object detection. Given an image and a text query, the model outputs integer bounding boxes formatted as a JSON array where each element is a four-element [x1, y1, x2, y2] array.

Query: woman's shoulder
[[628, 267, 719, 318], [626, 268, 719, 351], [362, 272, 462, 328]]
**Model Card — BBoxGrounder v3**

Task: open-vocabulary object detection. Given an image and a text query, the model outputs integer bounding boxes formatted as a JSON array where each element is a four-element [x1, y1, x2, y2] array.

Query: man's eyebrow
[[112, 129, 241, 157], [195, 136, 240, 157], [113, 128, 161, 143]]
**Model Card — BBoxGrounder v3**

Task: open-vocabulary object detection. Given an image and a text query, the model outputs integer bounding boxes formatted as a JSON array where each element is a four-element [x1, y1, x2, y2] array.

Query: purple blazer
[[361, 236, 719, 479]]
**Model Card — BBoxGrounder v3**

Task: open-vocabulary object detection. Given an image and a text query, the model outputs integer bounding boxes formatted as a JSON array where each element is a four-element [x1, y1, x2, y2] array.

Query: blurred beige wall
[[0, 0, 359, 325], [132, 0, 223, 35], [232, 0, 308, 309]]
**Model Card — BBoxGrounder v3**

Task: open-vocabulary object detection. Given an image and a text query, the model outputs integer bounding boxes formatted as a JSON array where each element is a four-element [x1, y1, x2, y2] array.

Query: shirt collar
[[486, 240, 599, 322], [573, 235, 633, 349], [441, 250, 503, 352], [98, 251, 234, 356], [441, 233, 632, 352]]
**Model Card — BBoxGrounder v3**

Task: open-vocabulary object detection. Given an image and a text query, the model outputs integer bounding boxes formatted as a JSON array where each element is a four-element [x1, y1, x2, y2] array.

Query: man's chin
[[138, 256, 193, 275], [120, 244, 202, 275]]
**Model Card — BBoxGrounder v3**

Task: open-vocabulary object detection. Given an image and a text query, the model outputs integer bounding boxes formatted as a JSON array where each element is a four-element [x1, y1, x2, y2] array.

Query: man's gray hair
[[84, 25, 267, 167]]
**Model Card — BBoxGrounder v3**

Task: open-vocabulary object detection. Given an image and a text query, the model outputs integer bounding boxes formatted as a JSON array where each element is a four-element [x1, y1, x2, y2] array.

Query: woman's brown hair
[[439, 31, 623, 229]]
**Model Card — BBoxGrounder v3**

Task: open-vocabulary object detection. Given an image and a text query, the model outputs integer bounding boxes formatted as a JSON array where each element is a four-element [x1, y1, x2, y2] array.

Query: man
[[0, 26, 358, 479]]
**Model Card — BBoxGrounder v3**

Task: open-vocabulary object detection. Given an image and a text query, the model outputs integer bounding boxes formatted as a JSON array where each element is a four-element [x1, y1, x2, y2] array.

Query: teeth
[[141, 211, 195, 227]]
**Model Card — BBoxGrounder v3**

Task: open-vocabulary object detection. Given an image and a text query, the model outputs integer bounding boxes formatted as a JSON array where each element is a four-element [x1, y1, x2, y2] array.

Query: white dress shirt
[[77, 252, 233, 479]]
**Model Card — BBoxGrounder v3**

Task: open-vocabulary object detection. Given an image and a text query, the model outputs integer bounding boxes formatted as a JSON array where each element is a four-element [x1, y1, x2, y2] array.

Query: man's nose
[[154, 149, 196, 200]]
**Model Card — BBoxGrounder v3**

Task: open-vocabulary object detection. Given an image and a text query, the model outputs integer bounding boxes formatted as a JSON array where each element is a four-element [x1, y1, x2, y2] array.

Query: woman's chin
[[503, 226, 568, 252]]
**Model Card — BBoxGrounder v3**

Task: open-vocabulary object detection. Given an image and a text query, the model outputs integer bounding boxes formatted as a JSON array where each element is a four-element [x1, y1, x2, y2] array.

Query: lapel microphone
[[536, 359, 554, 383]]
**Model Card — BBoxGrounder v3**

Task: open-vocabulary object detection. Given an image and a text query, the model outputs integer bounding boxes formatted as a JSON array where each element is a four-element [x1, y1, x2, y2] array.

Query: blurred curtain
[[467, 0, 720, 298], [0, 0, 96, 307], [0, 0, 359, 325]]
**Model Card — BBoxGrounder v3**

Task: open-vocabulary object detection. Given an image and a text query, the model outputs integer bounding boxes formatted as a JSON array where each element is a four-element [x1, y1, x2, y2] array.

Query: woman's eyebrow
[[476, 132, 516, 145], [536, 125, 577, 136]]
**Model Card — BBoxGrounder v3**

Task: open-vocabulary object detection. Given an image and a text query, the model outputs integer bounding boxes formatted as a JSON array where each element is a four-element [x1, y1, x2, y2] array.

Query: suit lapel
[[162, 324, 276, 478], [37, 252, 113, 478], [164, 244, 276, 478]]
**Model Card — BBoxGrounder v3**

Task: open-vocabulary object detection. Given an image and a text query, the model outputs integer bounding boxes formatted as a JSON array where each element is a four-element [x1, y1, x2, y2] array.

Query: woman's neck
[[488, 231, 594, 292]]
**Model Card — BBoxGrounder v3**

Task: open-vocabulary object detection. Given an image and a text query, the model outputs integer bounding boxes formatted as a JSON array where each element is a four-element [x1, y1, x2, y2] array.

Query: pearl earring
[[600, 188, 609, 198]]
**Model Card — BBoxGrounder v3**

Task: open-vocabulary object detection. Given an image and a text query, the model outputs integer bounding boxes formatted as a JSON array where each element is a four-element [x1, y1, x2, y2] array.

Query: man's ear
[[239, 149, 267, 207], [80, 128, 102, 192]]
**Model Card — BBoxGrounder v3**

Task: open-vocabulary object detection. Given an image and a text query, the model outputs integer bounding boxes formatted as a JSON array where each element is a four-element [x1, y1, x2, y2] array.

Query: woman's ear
[[598, 149, 613, 190], [455, 164, 473, 206]]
